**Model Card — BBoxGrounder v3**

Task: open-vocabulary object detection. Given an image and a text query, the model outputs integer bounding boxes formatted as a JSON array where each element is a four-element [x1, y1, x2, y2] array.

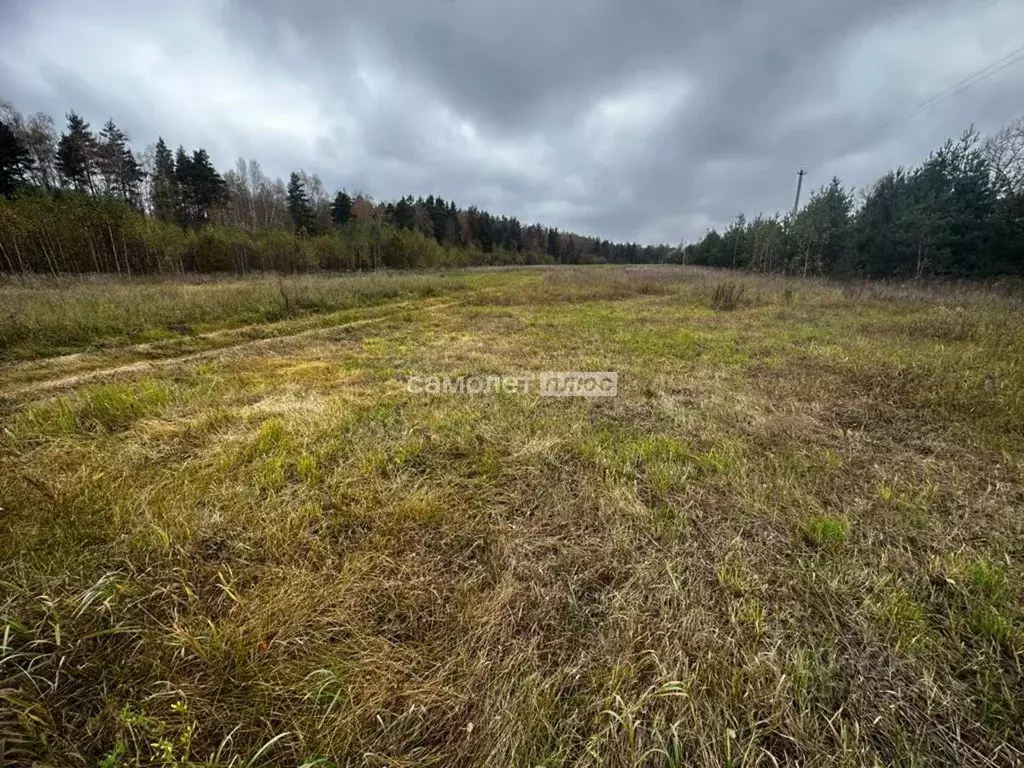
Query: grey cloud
[[2, 0, 1022, 244]]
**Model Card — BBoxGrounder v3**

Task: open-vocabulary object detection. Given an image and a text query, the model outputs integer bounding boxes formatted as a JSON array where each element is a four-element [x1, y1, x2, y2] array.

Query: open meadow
[[2, 266, 1024, 767]]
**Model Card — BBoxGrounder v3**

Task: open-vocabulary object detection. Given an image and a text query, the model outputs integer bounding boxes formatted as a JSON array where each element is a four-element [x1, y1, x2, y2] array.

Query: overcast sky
[[2, 0, 1022, 244]]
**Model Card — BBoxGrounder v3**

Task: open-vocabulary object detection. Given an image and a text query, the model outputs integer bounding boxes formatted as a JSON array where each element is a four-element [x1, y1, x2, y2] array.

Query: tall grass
[[709, 282, 745, 310], [0, 271, 468, 358]]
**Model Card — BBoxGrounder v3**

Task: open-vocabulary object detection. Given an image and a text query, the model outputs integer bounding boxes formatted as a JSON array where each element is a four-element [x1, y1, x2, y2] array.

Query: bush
[[255, 229, 310, 273]]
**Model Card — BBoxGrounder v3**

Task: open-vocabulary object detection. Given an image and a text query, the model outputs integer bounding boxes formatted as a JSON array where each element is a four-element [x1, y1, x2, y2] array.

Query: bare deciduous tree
[[984, 115, 1024, 194], [1, 102, 59, 192]]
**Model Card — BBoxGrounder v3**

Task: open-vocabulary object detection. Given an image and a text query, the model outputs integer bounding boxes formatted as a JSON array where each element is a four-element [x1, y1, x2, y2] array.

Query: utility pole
[[791, 169, 806, 220]]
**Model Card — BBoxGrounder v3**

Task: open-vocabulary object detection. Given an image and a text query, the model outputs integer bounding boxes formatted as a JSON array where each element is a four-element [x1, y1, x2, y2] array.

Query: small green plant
[[969, 605, 1015, 646], [968, 560, 1008, 601], [98, 743, 127, 768], [710, 282, 744, 310], [96, 702, 199, 767], [803, 516, 849, 548]]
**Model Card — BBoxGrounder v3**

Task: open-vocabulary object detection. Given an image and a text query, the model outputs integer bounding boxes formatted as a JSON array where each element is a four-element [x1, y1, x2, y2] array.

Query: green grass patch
[[802, 515, 849, 548], [8, 379, 173, 438]]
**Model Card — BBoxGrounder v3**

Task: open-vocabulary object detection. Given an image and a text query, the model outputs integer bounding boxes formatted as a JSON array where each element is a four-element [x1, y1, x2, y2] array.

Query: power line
[[881, 45, 1024, 129], [811, 42, 1024, 173]]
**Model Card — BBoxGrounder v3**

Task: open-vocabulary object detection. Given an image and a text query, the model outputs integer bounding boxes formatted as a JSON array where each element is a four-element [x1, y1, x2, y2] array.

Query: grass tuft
[[709, 281, 745, 310], [802, 515, 849, 548]]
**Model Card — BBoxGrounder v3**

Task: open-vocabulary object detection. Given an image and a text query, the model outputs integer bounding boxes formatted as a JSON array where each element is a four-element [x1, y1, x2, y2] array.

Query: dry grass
[[709, 282, 745, 311], [0, 271, 471, 360], [2, 266, 1024, 766]]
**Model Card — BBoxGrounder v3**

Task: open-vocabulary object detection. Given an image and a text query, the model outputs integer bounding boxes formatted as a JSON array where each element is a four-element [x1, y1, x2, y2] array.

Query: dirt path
[[2, 299, 461, 401], [3, 298, 429, 379]]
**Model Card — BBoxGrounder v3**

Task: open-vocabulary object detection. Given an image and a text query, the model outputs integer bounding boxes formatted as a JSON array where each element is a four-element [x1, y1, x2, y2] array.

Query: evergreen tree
[[331, 190, 352, 225], [993, 189, 1024, 275], [508, 216, 523, 251], [189, 148, 228, 223], [97, 119, 143, 208], [722, 214, 747, 268], [0, 120, 35, 197], [852, 170, 908, 278], [151, 137, 179, 224], [56, 111, 97, 192], [428, 195, 449, 243], [932, 128, 997, 276], [174, 147, 227, 226], [287, 171, 314, 232], [392, 195, 416, 230], [468, 207, 495, 252], [445, 201, 460, 246], [792, 177, 852, 276], [547, 227, 559, 257], [174, 146, 194, 226]]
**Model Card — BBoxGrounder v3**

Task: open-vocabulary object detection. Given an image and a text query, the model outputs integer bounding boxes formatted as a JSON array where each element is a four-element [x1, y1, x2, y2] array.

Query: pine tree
[[792, 177, 852, 276], [174, 146, 194, 225], [444, 201, 460, 246], [392, 196, 415, 230], [331, 190, 352, 225], [547, 227, 559, 257], [97, 119, 143, 208], [428, 196, 448, 243], [994, 189, 1024, 275], [936, 128, 997, 276], [151, 137, 179, 223], [174, 147, 227, 226], [851, 170, 909, 277], [287, 171, 314, 232], [0, 119, 35, 197], [189, 148, 228, 224], [56, 111, 98, 192]]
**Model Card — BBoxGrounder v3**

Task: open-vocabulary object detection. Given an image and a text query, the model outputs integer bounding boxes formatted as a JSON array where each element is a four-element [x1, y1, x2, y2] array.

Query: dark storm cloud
[[2, 0, 1022, 243]]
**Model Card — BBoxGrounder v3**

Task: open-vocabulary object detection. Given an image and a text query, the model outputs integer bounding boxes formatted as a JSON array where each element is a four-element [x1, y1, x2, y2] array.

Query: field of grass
[[0, 271, 475, 361], [2, 266, 1024, 766]]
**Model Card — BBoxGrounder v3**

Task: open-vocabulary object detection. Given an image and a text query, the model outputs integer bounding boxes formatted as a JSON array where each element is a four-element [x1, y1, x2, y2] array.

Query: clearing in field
[[2, 266, 1024, 767]]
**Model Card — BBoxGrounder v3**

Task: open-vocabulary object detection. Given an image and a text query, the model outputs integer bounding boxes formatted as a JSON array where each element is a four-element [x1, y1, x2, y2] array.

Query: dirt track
[[1, 300, 461, 402]]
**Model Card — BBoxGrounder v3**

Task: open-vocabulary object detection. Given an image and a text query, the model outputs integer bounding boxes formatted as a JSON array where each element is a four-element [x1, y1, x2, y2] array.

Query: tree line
[[2, 100, 1021, 279], [676, 119, 1024, 279], [0, 102, 669, 275]]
